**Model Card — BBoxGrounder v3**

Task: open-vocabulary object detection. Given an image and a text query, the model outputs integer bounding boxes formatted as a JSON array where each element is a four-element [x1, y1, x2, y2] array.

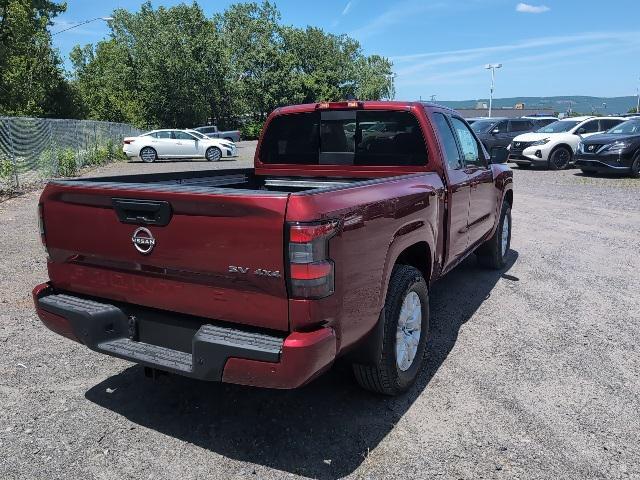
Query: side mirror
[[490, 147, 509, 164], [576, 127, 586, 135]]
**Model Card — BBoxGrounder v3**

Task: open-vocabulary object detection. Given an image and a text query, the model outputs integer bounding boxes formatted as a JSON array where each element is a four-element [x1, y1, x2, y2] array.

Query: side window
[[579, 120, 599, 134], [174, 131, 196, 140], [451, 117, 483, 167], [599, 119, 622, 131], [493, 120, 508, 133], [508, 120, 533, 132], [155, 131, 172, 139], [432, 113, 462, 170]]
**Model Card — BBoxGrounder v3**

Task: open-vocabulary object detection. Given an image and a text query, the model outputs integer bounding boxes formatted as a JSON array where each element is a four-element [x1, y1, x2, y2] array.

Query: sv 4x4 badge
[[228, 265, 281, 278]]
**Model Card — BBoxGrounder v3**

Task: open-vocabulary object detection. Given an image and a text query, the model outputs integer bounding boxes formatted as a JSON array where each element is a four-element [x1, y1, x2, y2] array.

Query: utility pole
[[485, 64, 502, 118]]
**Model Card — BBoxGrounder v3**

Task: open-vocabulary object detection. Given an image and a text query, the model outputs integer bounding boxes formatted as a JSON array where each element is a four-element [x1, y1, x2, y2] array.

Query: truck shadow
[[85, 251, 518, 479]]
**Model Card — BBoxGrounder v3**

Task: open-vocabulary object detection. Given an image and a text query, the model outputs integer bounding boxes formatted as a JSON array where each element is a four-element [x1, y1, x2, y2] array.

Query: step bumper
[[33, 283, 336, 388]]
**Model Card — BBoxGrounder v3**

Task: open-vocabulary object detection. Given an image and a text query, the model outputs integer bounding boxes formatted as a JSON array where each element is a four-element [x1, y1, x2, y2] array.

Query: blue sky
[[50, 0, 640, 101]]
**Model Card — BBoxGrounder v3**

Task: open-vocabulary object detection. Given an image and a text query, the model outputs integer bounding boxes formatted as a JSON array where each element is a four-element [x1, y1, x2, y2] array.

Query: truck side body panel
[[286, 173, 444, 353]]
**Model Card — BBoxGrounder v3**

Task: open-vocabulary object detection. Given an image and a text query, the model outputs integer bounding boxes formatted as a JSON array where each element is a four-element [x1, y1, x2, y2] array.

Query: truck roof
[[272, 100, 458, 116]]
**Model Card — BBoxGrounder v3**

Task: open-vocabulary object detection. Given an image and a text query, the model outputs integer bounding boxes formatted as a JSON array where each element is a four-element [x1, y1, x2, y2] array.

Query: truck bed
[[57, 168, 372, 194]]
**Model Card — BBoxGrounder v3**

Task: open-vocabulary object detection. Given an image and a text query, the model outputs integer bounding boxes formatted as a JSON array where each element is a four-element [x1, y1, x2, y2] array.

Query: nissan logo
[[131, 227, 156, 254]]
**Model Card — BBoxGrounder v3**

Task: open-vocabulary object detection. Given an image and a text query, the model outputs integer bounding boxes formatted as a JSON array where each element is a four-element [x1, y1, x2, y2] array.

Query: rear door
[[431, 112, 470, 267], [152, 130, 175, 157], [450, 117, 496, 248], [41, 183, 291, 331]]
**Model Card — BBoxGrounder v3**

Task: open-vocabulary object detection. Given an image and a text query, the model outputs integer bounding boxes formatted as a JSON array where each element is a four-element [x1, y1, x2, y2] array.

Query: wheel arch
[[346, 240, 432, 366], [550, 142, 574, 157]]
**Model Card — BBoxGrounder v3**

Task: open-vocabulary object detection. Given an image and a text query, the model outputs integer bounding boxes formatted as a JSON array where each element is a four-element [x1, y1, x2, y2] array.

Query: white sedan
[[123, 129, 237, 162]]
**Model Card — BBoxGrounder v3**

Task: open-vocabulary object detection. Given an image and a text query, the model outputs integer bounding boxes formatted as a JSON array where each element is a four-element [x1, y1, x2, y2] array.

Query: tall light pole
[[485, 63, 502, 118], [52, 16, 113, 35]]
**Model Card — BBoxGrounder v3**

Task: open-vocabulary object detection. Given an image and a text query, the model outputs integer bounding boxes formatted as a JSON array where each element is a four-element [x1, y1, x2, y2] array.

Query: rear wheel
[[630, 153, 640, 178], [206, 146, 222, 162], [352, 265, 429, 395], [139, 147, 157, 163], [548, 146, 571, 170], [476, 201, 511, 269]]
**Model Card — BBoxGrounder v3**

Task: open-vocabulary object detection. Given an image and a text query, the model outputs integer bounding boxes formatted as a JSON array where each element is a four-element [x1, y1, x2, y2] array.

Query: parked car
[[471, 117, 542, 155], [520, 115, 558, 127], [193, 125, 241, 143], [575, 118, 640, 177], [508, 116, 626, 169], [33, 101, 513, 395], [123, 129, 237, 162], [465, 117, 490, 125]]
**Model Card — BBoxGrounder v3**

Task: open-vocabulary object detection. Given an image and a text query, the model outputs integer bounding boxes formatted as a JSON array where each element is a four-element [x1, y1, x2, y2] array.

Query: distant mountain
[[437, 96, 638, 115]]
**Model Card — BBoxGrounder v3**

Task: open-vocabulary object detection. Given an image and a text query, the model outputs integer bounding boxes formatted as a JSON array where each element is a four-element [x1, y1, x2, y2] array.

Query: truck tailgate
[[40, 182, 290, 331]]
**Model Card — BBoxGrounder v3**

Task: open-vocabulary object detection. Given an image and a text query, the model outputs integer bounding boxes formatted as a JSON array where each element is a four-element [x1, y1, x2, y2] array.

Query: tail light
[[287, 220, 339, 299], [123, 139, 134, 144]]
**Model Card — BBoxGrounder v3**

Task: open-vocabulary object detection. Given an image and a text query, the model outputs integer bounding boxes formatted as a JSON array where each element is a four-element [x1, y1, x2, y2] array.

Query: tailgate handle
[[112, 198, 172, 226]]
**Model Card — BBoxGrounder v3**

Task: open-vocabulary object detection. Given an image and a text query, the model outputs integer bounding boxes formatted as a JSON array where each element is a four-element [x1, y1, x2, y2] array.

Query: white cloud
[[349, 1, 447, 39], [342, 1, 353, 16], [516, 3, 550, 14], [392, 31, 640, 65], [392, 31, 640, 89]]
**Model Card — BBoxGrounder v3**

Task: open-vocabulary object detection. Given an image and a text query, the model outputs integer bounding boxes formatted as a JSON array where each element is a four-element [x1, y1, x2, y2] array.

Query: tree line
[[0, 0, 395, 133]]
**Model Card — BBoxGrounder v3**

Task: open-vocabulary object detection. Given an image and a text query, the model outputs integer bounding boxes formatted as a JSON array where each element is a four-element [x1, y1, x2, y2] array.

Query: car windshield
[[470, 120, 498, 133], [607, 120, 640, 134], [536, 120, 580, 133]]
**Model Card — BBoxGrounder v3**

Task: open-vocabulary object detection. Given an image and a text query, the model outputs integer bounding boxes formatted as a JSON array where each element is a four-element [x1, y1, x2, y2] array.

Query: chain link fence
[[0, 117, 141, 191]]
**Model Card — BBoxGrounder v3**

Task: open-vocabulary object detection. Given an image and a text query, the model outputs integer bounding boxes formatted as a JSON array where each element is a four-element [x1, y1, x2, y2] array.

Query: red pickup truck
[[33, 101, 513, 395]]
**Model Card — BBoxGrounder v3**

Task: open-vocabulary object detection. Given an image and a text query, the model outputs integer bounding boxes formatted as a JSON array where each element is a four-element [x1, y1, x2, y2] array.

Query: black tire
[[206, 146, 222, 162], [548, 146, 571, 170], [139, 147, 157, 163], [476, 201, 512, 269], [630, 153, 640, 178], [352, 265, 429, 395]]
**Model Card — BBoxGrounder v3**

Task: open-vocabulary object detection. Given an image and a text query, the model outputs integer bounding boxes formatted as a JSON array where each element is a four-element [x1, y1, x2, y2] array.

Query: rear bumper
[[33, 283, 336, 389]]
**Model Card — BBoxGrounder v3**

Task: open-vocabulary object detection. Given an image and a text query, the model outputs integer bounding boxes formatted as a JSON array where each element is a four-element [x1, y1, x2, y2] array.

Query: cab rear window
[[259, 110, 428, 166]]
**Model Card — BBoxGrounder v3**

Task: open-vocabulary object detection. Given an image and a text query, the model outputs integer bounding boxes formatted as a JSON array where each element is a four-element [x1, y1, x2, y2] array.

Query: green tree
[[70, 1, 395, 127], [0, 0, 77, 116]]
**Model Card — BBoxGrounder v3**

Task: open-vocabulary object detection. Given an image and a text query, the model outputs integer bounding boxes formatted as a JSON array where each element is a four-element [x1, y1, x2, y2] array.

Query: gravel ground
[[1, 150, 639, 480]]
